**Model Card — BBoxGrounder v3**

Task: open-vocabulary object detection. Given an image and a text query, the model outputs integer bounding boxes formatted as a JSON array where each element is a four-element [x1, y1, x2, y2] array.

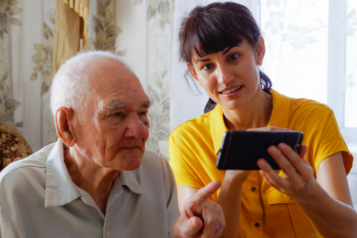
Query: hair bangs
[[194, 17, 244, 58]]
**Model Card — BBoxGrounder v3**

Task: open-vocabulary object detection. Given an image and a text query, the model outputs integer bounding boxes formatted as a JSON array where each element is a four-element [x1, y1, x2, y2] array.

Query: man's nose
[[124, 113, 148, 138], [216, 63, 234, 85]]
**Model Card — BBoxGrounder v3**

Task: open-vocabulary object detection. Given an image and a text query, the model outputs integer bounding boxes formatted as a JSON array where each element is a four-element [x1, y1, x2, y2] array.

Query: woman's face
[[189, 37, 265, 110]]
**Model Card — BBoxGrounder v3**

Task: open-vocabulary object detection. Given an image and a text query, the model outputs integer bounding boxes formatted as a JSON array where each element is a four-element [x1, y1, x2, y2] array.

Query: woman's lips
[[219, 85, 243, 97]]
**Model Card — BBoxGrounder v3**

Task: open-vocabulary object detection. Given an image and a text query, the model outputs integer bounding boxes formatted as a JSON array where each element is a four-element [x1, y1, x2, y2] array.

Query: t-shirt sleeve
[[168, 135, 205, 189], [314, 110, 353, 174]]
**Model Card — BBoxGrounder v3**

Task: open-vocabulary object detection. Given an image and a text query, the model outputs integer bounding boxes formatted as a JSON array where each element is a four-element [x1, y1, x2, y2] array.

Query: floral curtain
[[0, 0, 174, 160]]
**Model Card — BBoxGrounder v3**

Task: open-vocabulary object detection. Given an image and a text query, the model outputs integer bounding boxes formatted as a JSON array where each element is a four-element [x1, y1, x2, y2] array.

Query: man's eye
[[113, 112, 124, 117], [202, 64, 214, 71], [139, 111, 149, 119]]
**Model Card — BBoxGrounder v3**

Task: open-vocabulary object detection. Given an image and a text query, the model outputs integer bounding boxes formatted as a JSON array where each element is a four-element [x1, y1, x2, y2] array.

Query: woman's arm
[[177, 171, 250, 238], [296, 152, 357, 238], [259, 145, 357, 238]]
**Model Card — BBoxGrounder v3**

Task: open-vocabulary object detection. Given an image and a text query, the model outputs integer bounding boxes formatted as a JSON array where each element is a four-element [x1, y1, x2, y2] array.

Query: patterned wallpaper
[[0, 0, 174, 159]]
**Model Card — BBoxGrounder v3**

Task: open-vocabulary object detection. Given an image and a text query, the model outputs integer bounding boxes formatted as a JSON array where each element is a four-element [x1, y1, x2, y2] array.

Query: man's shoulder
[[0, 143, 55, 198], [134, 149, 173, 181], [141, 149, 169, 170], [0, 143, 54, 179]]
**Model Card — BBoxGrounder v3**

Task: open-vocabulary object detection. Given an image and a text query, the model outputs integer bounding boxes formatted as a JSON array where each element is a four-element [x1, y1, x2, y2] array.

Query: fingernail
[[279, 143, 286, 150], [258, 160, 266, 168], [269, 146, 277, 154]]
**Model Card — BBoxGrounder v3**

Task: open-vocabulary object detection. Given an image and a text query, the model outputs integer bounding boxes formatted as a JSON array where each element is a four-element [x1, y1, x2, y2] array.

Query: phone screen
[[216, 131, 303, 170]]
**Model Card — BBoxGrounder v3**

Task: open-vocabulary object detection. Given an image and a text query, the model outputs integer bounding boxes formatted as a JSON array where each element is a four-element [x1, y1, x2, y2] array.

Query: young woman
[[168, 2, 357, 238]]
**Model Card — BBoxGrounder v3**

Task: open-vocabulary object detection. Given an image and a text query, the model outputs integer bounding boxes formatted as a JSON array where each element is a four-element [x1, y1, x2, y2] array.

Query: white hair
[[50, 51, 134, 117]]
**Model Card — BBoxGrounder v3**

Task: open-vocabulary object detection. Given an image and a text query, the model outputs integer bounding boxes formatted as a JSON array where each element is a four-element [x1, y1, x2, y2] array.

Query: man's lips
[[118, 147, 142, 150]]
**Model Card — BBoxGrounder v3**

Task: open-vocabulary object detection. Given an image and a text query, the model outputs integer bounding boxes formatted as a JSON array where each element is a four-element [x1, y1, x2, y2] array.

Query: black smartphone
[[216, 131, 304, 170]]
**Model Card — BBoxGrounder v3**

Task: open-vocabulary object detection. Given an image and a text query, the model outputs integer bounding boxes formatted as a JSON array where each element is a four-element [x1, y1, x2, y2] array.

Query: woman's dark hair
[[178, 2, 272, 113]]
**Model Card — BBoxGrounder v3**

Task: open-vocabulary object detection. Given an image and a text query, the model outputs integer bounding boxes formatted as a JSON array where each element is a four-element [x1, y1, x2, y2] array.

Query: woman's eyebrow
[[195, 58, 210, 63], [223, 47, 233, 55]]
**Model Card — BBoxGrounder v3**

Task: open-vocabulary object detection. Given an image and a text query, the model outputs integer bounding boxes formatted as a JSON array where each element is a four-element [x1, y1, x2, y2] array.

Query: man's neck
[[63, 146, 119, 214]]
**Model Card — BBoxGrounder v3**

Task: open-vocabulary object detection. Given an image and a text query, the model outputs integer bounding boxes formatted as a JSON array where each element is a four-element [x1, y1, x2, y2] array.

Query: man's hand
[[172, 180, 225, 238]]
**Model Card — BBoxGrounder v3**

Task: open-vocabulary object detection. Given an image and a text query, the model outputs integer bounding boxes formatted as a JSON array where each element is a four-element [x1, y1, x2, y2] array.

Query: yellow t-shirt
[[169, 89, 353, 238]]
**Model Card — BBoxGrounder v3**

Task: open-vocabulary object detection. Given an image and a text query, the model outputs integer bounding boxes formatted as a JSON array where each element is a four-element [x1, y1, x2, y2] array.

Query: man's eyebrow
[[107, 101, 126, 111], [101, 100, 150, 113], [142, 100, 151, 108]]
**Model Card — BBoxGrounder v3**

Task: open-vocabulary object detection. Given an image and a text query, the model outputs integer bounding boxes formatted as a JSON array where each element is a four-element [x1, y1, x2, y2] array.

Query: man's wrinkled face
[[74, 58, 150, 171]]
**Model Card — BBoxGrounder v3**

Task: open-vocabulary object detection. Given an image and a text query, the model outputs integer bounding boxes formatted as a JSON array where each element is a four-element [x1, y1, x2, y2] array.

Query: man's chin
[[122, 157, 142, 171], [117, 148, 144, 171]]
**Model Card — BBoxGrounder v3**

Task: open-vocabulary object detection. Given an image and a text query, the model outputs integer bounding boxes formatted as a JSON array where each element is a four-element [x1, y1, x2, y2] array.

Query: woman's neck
[[222, 90, 272, 131]]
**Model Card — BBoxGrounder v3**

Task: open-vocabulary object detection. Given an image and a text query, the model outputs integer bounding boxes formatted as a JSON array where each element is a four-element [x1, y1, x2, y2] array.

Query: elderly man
[[0, 51, 225, 238]]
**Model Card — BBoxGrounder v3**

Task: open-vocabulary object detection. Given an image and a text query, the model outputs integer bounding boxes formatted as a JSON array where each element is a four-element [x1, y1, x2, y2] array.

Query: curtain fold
[[53, 0, 90, 73]]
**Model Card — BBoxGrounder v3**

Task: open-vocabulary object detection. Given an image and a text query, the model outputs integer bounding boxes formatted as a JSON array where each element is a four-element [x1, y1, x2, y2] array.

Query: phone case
[[216, 131, 303, 170]]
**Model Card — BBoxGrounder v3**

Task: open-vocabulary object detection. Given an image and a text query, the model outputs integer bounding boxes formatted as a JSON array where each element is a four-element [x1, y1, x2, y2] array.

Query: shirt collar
[[209, 89, 291, 155], [45, 139, 81, 208], [268, 89, 291, 128], [44, 139, 144, 208], [119, 170, 143, 195]]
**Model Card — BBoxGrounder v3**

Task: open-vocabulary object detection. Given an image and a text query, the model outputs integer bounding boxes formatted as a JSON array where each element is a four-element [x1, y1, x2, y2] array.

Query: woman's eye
[[202, 64, 214, 70], [229, 54, 239, 61]]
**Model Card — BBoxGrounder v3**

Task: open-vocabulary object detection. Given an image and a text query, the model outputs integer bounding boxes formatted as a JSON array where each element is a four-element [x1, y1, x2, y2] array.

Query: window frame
[[327, 0, 357, 147]]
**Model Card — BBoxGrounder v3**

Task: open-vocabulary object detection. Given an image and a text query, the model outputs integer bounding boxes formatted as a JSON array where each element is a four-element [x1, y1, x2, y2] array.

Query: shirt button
[[105, 230, 110, 237], [251, 187, 256, 192], [255, 222, 260, 228]]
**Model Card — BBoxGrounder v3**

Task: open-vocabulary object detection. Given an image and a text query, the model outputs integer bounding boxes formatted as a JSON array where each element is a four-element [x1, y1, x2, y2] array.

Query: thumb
[[184, 216, 203, 237]]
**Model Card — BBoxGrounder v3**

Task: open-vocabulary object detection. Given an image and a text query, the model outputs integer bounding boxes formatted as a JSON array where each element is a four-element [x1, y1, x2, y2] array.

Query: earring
[[258, 60, 262, 66]]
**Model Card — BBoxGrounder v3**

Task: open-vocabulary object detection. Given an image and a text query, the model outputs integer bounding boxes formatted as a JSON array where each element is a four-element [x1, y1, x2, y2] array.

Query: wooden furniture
[[0, 124, 33, 171]]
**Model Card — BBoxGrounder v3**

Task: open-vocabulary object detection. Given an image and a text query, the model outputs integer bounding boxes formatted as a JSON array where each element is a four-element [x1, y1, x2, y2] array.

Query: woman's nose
[[216, 64, 234, 85]]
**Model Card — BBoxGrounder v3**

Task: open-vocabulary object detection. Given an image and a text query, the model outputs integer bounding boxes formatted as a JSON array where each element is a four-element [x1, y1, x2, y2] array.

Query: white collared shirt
[[0, 139, 179, 238]]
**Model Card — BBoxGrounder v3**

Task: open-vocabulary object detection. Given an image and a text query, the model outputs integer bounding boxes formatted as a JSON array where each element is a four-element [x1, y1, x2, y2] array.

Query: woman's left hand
[[257, 142, 315, 197]]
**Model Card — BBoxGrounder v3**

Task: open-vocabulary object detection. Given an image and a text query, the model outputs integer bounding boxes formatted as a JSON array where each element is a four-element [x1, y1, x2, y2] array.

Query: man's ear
[[187, 63, 198, 81], [255, 36, 266, 65], [55, 107, 75, 147]]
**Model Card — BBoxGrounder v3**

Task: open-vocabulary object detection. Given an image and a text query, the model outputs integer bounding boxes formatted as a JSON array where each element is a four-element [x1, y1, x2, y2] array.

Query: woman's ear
[[55, 107, 75, 147], [255, 36, 266, 65], [187, 63, 198, 81]]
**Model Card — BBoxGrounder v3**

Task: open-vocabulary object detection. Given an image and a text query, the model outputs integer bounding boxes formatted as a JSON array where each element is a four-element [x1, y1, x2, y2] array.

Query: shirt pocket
[[266, 187, 321, 238]]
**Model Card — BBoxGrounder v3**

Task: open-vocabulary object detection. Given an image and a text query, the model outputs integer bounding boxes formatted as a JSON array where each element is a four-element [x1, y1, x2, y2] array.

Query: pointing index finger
[[191, 180, 221, 205]]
